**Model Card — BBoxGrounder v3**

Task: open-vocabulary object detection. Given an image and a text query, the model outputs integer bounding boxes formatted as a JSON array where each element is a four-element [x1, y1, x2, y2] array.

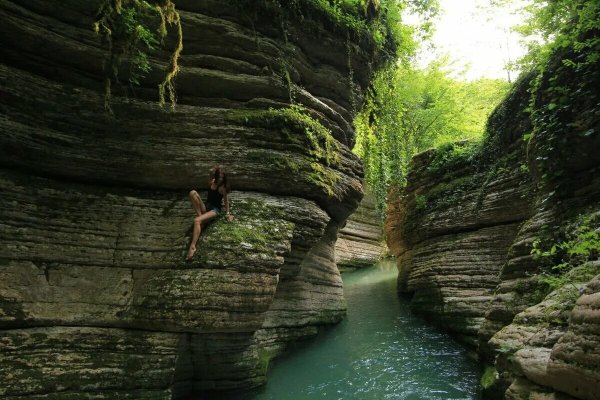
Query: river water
[[237, 260, 482, 399]]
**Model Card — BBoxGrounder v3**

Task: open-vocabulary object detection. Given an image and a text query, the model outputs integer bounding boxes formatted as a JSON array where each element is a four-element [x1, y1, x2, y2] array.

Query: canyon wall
[[0, 1, 390, 398], [385, 46, 600, 399], [335, 190, 385, 271]]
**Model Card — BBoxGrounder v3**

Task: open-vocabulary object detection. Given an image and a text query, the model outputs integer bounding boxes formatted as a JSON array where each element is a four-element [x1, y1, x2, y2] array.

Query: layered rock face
[[0, 1, 387, 398], [385, 140, 531, 348], [335, 190, 385, 271], [385, 46, 600, 399]]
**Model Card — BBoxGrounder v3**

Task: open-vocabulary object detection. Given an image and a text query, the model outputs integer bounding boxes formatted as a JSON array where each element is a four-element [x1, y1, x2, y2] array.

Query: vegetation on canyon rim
[[92, 0, 421, 111], [232, 0, 437, 61], [91, 0, 427, 197], [355, 0, 600, 219]]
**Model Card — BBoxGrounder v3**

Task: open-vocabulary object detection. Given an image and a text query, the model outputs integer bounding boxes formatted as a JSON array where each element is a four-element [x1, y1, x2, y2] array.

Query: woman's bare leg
[[186, 210, 218, 260], [189, 190, 206, 216]]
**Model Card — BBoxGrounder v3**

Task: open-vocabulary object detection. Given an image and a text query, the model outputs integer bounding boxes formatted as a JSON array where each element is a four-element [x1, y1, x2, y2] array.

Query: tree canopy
[[354, 60, 509, 218], [501, 0, 600, 71], [353, 0, 599, 220]]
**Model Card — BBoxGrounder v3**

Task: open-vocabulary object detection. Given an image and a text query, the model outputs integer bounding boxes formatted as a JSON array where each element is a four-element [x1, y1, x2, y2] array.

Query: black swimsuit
[[207, 186, 223, 213]]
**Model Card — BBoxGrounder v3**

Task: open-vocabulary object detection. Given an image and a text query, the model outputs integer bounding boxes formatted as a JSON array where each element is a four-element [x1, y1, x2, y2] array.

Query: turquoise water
[[237, 261, 481, 399]]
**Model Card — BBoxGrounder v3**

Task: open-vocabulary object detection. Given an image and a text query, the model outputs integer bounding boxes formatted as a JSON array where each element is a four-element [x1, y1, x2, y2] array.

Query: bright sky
[[414, 0, 529, 81]]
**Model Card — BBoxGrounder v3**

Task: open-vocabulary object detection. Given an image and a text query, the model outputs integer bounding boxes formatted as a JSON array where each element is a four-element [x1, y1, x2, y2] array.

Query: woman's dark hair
[[209, 165, 230, 192]]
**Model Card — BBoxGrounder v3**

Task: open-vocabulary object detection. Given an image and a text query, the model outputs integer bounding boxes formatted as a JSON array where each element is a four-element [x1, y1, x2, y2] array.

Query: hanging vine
[[93, 0, 183, 112]]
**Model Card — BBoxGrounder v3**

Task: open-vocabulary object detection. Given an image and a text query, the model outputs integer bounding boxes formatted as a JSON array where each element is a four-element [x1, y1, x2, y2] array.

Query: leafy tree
[[354, 0, 598, 222], [354, 60, 509, 218], [495, 0, 600, 71]]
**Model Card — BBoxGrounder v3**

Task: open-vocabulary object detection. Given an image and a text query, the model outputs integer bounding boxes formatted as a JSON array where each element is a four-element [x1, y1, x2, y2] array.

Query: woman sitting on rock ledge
[[186, 165, 234, 260]]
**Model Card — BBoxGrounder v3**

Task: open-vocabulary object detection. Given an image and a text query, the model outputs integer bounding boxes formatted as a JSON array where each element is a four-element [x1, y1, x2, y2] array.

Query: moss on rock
[[197, 197, 295, 265]]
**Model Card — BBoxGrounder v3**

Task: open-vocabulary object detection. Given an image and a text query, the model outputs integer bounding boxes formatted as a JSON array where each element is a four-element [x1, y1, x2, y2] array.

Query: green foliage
[[527, 50, 599, 188], [508, 0, 600, 71], [94, 0, 182, 111], [118, 5, 159, 86], [232, 0, 438, 62], [503, 1, 599, 164], [524, 259, 600, 327], [230, 106, 342, 197], [480, 366, 498, 390], [531, 213, 600, 294], [354, 60, 509, 218], [414, 194, 427, 211], [426, 141, 481, 174], [477, 1, 599, 190]]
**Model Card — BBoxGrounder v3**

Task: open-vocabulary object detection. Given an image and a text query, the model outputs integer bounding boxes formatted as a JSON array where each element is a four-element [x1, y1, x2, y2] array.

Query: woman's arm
[[222, 190, 234, 222]]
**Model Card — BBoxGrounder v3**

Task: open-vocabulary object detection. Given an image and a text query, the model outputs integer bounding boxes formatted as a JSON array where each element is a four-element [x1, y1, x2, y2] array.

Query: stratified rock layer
[[335, 190, 385, 270], [0, 0, 387, 398], [385, 46, 600, 399]]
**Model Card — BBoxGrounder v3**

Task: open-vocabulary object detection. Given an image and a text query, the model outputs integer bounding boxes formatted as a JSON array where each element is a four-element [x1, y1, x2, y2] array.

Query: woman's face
[[211, 169, 223, 184], [215, 171, 224, 184]]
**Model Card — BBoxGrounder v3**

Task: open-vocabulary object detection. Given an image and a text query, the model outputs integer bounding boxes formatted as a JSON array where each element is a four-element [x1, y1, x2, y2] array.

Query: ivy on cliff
[[228, 106, 342, 197], [94, 0, 182, 112], [530, 213, 600, 324], [231, 0, 429, 62], [516, 0, 600, 193], [354, 60, 509, 218]]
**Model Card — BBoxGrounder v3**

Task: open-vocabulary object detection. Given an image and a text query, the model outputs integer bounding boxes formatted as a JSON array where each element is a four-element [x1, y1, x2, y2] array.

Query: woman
[[186, 165, 234, 260]]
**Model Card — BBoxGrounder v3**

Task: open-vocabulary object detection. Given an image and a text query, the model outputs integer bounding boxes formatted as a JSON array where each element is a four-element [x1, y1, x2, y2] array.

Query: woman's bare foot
[[186, 245, 196, 261]]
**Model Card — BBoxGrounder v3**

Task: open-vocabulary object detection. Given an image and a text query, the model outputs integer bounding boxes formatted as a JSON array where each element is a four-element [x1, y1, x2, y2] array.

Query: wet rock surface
[[335, 190, 385, 271]]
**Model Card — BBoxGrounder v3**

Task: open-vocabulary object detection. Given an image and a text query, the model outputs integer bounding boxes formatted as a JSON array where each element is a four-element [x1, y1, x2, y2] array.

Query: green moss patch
[[480, 366, 498, 390], [230, 106, 340, 166], [197, 198, 295, 265], [426, 140, 481, 175], [230, 106, 343, 198], [246, 149, 300, 172], [230, 0, 399, 59], [307, 162, 340, 198]]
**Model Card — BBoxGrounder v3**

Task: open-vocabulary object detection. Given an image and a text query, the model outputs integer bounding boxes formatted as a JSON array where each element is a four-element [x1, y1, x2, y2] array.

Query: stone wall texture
[[385, 47, 600, 399], [335, 190, 385, 271], [0, 1, 387, 398]]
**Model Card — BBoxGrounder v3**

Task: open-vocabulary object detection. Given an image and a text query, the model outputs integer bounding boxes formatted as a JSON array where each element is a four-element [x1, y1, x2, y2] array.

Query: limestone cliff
[[335, 190, 385, 271], [0, 1, 391, 398], [385, 45, 600, 399]]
